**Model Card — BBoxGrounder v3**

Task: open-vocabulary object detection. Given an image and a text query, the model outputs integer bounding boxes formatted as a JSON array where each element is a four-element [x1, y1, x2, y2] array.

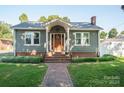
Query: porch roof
[[12, 21, 103, 30]]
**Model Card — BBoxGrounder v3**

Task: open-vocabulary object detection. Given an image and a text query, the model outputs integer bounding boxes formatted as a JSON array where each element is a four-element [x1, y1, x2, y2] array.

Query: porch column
[[67, 27, 70, 52], [46, 27, 49, 53]]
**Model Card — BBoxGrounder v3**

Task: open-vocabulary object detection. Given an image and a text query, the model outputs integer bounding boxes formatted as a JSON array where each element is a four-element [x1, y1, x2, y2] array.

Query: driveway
[[41, 63, 73, 87]]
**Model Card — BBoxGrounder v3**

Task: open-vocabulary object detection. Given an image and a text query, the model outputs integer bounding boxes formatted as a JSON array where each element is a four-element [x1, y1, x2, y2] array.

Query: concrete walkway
[[41, 63, 73, 87]]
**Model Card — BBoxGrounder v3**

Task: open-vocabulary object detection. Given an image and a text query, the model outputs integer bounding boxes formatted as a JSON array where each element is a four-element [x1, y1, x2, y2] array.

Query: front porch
[[45, 19, 71, 55]]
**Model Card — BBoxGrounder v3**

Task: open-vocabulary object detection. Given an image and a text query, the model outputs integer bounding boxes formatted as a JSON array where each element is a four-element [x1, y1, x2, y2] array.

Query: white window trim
[[24, 31, 40, 46], [74, 32, 90, 46]]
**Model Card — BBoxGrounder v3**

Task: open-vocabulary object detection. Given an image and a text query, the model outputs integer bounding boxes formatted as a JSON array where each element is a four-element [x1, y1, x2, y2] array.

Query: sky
[[0, 5, 124, 32]]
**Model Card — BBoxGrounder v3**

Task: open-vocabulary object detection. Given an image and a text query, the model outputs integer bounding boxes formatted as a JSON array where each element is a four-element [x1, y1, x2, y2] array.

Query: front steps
[[44, 52, 71, 63]]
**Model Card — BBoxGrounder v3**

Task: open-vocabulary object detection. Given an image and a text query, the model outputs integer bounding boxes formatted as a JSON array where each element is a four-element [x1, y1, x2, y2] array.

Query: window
[[25, 32, 32, 44], [75, 32, 90, 46], [82, 33, 90, 45], [75, 33, 82, 45], [25, 32, 40, 45], [34, 33, 40, 44]]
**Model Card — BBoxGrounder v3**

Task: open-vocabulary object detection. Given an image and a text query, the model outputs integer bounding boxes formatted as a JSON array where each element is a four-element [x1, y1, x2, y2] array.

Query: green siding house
[[12, 16, 103, 58]]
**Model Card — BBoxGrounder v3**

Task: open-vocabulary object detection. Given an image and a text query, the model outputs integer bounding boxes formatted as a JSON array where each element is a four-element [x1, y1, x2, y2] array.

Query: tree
[[63, 16, 70, 22], [120, 31, 124, 35], [38, 15, 70, 22], [0, 22, 12, 39], [108, 28, 118, 38], [47, 15, 60, 21], [19, 13, 28, 22], [100, 31, 107, 39], [38, 16, 47, 22], [121, 5, 124, 10]]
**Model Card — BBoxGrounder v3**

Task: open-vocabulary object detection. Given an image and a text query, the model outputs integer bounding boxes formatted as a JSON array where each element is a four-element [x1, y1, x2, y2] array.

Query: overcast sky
[[0, 5, 124, 32]]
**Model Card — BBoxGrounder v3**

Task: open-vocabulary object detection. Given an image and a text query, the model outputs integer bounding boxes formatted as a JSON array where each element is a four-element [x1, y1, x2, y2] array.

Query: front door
[[51, 33, 65, 52]]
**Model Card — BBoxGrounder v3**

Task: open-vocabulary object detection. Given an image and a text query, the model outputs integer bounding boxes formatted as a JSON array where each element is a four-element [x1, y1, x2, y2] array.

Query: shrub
[[72, 57, 97, 63], [72, 56, 115, 63], [102, 54, 116, 57], [0, 56, 43, 63], [99, 56, 115, 61]]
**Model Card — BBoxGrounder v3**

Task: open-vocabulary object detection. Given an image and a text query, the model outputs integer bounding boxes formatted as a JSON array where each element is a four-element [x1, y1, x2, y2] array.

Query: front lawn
[[0, 63, 47, 87], [68, 62, 124, 87]]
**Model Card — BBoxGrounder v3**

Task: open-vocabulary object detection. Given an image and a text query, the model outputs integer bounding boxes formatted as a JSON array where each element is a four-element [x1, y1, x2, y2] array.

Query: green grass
[[0, 63, 47, 87], [68, 62, 124, 87]]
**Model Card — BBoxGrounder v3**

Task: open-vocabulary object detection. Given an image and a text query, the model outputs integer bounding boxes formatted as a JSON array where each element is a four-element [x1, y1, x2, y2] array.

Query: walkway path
[[41, 63, 73, 87]]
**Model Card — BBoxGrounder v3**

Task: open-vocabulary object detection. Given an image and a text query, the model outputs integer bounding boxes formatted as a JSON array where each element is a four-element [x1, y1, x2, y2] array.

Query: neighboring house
[[0, 39, 13, 50], [12, 16, 103, 57], [100, 35, 124, 57]]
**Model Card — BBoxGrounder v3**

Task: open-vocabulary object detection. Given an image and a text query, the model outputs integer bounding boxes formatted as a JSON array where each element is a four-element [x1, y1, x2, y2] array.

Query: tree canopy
[[120, 31, 124, 35], [100, 31, 107, 39], [38, 15, 70, 22], [0, 22, 12, 39], [19, 13, 28, 22], [121, 5, 124, 10], [108, 28, 118, 38], [38, 16, 47, 22]]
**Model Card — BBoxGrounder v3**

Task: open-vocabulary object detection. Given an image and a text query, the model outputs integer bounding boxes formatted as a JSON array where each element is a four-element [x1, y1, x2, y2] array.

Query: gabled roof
[[12, 21, 103, 30], [45, 19, 72, 27]]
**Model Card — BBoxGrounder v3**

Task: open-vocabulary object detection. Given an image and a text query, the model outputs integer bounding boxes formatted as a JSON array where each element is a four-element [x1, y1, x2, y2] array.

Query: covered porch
[[45, 19, 72, 55]]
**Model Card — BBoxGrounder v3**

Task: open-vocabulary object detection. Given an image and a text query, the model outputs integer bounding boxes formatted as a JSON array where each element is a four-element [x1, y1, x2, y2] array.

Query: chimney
[[91, 16, 96, 25]]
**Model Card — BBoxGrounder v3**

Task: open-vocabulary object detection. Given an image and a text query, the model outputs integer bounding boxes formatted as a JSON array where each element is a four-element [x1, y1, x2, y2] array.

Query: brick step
[[45, 60, 71, 62], [44, 58, 71, 62], [46, 55, 69, 57], [45, 58, 71, 60], [44, 52, 71, 63], [45, 61, 70, 63], [45, 56, 70, 58]]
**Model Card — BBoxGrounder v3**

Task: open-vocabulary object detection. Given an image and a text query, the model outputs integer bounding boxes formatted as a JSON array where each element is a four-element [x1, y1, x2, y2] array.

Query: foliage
[[121, 5, 124, 10], [68, 62, 124, 87], [0, 22, 12, 39], [72, 56, 115, 63], [0, 63, 47, 86], [108, 28, 118, 38], [38, 15, 70, 22], [120, 31, 124, 35], [100, 31, 107, 39], [19, 13, 28, 22], [0, 56, 43, 63], [38, 16, 47, 22], [102, 54, 116, 58], [63, 16, 70, 22]]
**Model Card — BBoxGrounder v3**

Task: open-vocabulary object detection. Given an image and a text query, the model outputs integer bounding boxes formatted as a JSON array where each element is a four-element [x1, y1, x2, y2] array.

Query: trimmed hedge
[[0, 56, 43, 63], [102, 54, 116, 58], [72, 56, 115, 63]]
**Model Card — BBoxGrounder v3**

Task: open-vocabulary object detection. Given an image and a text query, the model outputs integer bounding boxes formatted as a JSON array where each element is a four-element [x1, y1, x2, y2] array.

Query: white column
[[98, 31, 100, 56], [46, 27, 49, 53], [67, 27, 70, 52], [13, 30, 16, 56]]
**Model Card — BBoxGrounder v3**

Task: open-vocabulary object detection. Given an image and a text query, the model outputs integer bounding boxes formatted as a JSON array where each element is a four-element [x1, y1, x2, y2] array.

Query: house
[[12, 16, 103, 57], [100, 34, 124, 57]]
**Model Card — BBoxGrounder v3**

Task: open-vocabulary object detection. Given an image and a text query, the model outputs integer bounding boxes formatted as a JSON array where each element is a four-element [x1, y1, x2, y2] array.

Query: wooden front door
[[51, 33, 64, 52]]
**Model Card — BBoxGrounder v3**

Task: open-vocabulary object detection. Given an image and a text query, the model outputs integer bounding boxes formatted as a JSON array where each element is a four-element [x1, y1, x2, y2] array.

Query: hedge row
[[72, 56, 115, 63], [0, 56, 43, 63]]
